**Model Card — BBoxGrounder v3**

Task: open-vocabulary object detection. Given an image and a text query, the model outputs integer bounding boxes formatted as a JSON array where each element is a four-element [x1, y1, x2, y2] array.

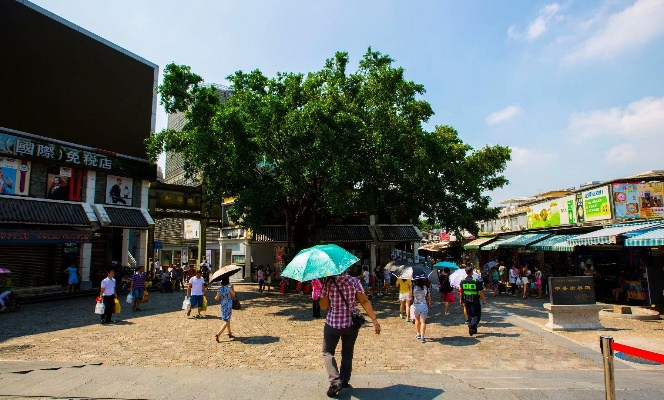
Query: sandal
[[228, 333, 236, 338], [215, 334, 220, 343]]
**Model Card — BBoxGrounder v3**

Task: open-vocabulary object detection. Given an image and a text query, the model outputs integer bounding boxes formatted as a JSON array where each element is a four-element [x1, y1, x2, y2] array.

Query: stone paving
[[2, 284, 660, 374]]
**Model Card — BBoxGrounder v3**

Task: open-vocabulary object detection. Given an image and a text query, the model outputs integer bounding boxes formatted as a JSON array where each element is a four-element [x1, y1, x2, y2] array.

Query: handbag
[[142, 290, 149, 303], [126, 294, 134, 304], [202, 295, 208, 312], [94, 301, 105, 315], [332, 279, 366, 329], [232, 294, 241, 310], [114, 298, 121, 314], [515, 277, 523, 286]]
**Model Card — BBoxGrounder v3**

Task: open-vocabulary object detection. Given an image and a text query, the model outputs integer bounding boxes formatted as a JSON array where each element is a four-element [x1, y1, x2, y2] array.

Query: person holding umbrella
[[214, 275, 236, 342]]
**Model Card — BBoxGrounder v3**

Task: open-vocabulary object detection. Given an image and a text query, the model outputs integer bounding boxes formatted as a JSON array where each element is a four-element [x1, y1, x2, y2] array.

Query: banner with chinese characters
[[0, 129, 156, 180], [45, 166, 83, 201], [0, 157, 31, 196], [105, 175, 133, 206]]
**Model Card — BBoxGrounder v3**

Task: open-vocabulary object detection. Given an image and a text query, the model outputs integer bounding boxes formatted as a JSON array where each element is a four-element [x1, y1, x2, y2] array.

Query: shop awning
[[420, 241, 450, 252], [0, 195, 96, 227], [624, 228, 664, 247], [498, 233, 552, 249], [481, 236, 516, 251], [528, 234, 581, 251], [93, 205, 154, 229], [463, 236, 495, 250], [566, 222, 663, 246]]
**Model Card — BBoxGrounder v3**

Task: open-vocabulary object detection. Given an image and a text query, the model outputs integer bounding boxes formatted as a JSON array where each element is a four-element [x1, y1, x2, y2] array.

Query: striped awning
[[498, 233, 552, 249], [481, 236, 516, 251], [566, 222, 663, 246], [528, 234, 581, 251], [624, 228, 664, 247], [463, 236, 495, 250]]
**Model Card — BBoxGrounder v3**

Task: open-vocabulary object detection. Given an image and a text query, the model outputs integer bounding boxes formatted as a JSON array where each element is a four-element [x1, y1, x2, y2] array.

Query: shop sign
[[549, 276, 596, 305], [0, 157, 31, 196], [154, 190, 202, 211], [613, 182, 664, 219], [0, 229, 92, 244], [582, 185, 611, 222], [183, 219, 200, 240], [526, 195, 576, 229]]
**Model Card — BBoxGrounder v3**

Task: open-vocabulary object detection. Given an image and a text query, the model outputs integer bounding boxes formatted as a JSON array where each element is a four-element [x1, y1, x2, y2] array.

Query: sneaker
[[465, 320, 470, 324], [416, 334, 421, 339], [400, 314, 404, 319], [420, 338, 426, 343], [406, 318, 411, 322], [326, 384, 342, 397]]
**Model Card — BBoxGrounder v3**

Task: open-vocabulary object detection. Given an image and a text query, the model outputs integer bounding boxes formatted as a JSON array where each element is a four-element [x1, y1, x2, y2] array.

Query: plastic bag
[[201, 296, 208, 312], [114, 298, 121, 314], [182, 297, 191, 310], [94, 301, 105, 315], [126, 294, 134, 304], [142, 291, 149, 303]]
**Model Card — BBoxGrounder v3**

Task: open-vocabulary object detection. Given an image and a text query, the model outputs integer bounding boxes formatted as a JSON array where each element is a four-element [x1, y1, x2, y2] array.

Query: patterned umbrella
[[391, 264, 433, 280], [209, 264, 242, 284], [281, 244, 359, 281], [0, 267, 11, 274]]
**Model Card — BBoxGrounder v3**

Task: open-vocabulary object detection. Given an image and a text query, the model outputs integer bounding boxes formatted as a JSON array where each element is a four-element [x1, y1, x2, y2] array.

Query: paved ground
[[0, 284, 662, 399]]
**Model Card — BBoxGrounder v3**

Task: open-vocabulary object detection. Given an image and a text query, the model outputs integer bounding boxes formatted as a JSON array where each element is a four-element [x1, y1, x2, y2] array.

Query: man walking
[[459, 266, 487, 336], [129, 266, 146, 311], [186, 269, 207, 318], [99, 270, 117, 324]]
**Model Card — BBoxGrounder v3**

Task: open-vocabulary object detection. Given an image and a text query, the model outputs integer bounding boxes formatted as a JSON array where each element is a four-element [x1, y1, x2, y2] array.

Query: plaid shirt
[[321, 275, 364, 329]]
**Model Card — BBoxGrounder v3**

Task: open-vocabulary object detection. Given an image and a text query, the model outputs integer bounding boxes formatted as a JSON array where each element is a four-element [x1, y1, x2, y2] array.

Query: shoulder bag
[[332, 279, 366, 329], [231, 286, 241, 310]]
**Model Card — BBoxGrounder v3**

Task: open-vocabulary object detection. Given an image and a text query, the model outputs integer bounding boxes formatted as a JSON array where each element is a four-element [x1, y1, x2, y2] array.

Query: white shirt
[[101, 277, 116, 296], [189, 276, 205, 296]]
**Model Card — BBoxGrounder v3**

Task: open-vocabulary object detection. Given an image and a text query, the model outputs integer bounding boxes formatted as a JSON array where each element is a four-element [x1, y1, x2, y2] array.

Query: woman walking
[[319, 273, 381, 397], [521, 266, 530, 299], [312, 278, 322, 318], [438, 267, 455, 315], [410, 278, 431, 343], [395, 277, 412, 320], [508, 266, 520, 296], [534, 266, 543, 299], [64, 264, 79, 293], [214, 276, 236, 342]]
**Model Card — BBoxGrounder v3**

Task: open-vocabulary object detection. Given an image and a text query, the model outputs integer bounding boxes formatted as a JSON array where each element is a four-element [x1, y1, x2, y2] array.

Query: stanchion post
[[600, 335, 616, 400]]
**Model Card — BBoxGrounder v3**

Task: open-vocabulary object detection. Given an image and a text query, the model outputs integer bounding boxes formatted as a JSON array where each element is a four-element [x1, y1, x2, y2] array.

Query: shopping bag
[[94, 301, 105, 315], [142, 290, 149, 303], [182, 297, 191, 310], [114, 298, 121, 314], [126, 294, 134, 304], [201, 296, 208, 312]]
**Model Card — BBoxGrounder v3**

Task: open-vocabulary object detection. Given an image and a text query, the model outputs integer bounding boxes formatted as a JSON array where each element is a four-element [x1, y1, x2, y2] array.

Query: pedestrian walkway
[[0, 285, 662, 399]]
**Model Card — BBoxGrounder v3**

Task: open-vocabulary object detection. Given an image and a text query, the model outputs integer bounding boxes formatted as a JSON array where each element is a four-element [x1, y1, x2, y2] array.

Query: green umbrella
[[281, 244, 359, 281]]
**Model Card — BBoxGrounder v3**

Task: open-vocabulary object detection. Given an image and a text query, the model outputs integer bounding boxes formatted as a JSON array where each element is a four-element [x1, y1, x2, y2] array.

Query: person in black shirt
[[458, 266, 487, 336]]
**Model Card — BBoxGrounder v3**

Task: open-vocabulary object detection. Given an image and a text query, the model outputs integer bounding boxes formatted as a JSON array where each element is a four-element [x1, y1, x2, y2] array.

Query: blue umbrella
[[281, 244, 359, 281], [482, 261, 499, 273], [433, 261, 460, 270]]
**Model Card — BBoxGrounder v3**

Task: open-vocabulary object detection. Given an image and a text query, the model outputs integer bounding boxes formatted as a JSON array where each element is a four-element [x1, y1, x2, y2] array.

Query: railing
[[600, 336, 664, 400], [127, 252, 137, 267]]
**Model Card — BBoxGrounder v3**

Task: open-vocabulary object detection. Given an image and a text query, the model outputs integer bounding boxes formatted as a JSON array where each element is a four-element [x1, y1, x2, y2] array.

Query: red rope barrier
[[612, 342, 664, 364]]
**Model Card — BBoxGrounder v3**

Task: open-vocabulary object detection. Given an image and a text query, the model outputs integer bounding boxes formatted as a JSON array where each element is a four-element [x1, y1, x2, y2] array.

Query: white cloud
[[508, 2, 563, 41], [564, 0, 664, 64], [486, 105, 523, 125], [509, 147, 556, 167], [568, 96, 664, 164]]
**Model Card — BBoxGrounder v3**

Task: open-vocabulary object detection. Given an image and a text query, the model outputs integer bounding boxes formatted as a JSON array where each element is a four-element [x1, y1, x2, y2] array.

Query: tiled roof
[[319, 225, 374, 242], [252, 226, 287, 243], [374, 225, 422, 241], [102, 206, 153, 229], [0, 196, 91, 227]]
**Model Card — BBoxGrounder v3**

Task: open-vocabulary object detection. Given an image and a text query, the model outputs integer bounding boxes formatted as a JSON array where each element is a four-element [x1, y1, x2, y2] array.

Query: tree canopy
[[146, 49, 511, 251]]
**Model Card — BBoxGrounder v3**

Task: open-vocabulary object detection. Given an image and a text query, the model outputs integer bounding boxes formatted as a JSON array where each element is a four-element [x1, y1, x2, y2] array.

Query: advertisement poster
[[0, 158, 31, 196], [582, 185, 612, 222], [526, 195, 576, 229], [575, 193, 585, 223], [45, 166, 82, 201], [183, 219, 200, 240], [638, 182, 664, 218], [612, 183, 640, 219], [181, 248, 188, 264], [105, 175, 132, 206]]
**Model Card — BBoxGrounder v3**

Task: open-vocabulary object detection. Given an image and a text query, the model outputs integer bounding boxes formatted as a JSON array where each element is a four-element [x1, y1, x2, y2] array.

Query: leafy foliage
[[146, 49, 511, 251]]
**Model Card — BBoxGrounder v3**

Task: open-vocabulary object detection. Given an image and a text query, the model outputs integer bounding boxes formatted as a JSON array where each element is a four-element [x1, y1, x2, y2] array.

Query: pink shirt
[[312, 279, 322, 300], [321, 275, 364, 329]]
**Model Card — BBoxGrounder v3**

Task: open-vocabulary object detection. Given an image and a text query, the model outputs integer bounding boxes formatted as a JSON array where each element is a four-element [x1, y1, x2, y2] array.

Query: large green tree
[[146, 49, 511, 252]]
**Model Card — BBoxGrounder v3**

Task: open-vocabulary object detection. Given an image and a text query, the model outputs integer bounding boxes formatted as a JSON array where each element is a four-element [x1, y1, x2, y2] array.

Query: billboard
[[0, 157, 31, 196], [45, 166, 83, 201], [0, 1, 157, 160], [526, 186, 612, 228], [612, 182, 664, 219], [581, 185, 612, 222], [105, 175, 133, 206]]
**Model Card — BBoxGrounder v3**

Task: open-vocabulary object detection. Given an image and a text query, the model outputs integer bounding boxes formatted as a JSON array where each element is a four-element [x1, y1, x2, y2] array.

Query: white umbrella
[[449, 268, 481, 288]]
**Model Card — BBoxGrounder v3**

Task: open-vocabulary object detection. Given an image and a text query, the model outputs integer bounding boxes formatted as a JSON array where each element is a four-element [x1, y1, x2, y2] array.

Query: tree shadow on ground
[[343, 383, 443, 400]]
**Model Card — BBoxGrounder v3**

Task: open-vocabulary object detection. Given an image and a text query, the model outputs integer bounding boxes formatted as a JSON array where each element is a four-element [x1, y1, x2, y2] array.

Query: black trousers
[[464, 301, 482, 328], [313, 299, 321, 317], [102, 295, 115, 323], [322, 323, 359, 387]]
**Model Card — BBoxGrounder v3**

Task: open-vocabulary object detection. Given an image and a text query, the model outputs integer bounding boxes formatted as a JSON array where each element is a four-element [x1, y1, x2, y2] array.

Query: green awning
[[463, 236, 495, 250], [624, 228, 664, 247], [481, 236, 516, 251], [527, 234, 581, 251], [498, 233, 552, 249]]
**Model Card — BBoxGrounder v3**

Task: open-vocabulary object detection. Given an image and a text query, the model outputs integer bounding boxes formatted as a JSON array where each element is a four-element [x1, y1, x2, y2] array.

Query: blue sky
[[32, 0, 664, 205]]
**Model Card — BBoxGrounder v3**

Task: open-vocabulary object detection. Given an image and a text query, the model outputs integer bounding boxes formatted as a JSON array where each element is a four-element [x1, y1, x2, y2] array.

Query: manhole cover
[[0, 344, 34, 352], [615, 351, 662, 365]]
